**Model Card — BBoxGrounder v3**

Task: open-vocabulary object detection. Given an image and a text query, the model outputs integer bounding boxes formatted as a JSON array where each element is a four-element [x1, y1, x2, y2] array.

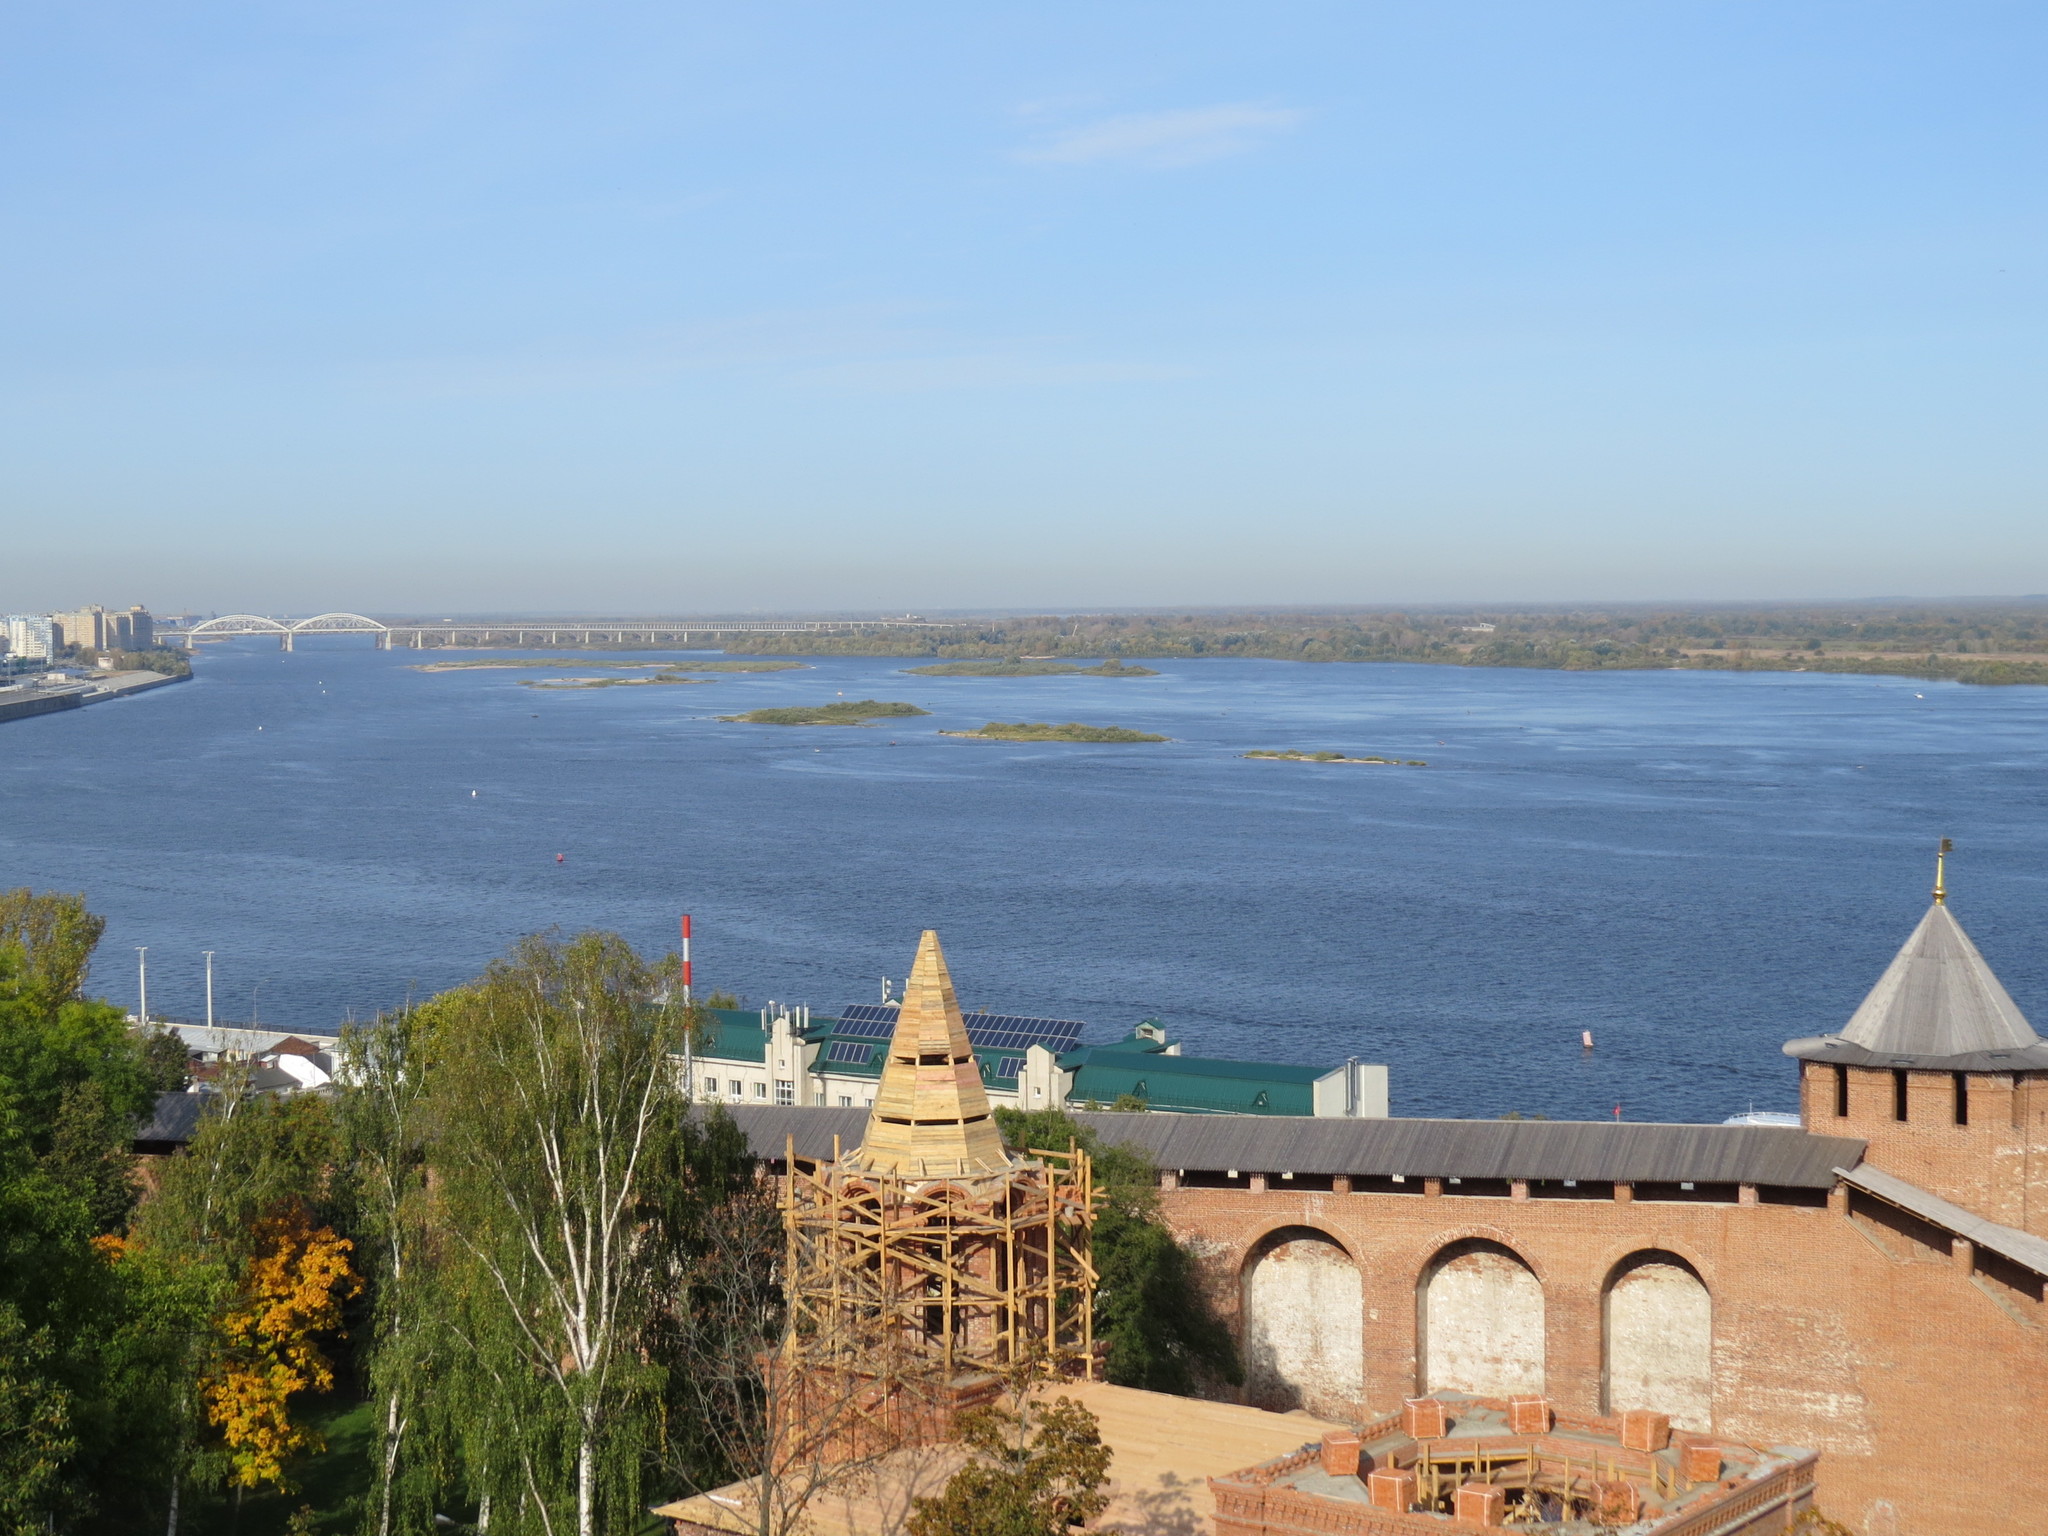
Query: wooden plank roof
[[650, 1379, 1341, 1535]]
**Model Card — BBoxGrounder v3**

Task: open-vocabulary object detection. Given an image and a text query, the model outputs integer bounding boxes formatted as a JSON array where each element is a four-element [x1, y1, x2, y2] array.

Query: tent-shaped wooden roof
[[840, 930, 1015, 1179]]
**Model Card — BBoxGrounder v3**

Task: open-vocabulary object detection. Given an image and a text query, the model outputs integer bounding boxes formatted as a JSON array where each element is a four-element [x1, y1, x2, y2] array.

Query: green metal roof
[[690, 1010, 1334, 1114], [1064, 1046, 1324, 1116], [695, 1008, 768, 1065]]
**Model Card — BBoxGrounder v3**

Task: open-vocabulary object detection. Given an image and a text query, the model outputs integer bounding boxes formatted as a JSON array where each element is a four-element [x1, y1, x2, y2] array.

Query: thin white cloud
[[1017, 103, 1303, 169]]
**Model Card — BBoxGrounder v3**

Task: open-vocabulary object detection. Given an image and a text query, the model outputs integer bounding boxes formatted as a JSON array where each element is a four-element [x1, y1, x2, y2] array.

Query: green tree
[[0, 890, 103, 1015], [0, 891, 196, 1532], [408, 931, 753, 1536], [141, 1028, 192, 1095], [42, 1080, 145, 1234], [994, 1109, 1239, 1396], [0, 1303, 76, 1535], [335, 1006, 436, 1536], [0, 891, 157, 1158], [906, 1391, 1111, 1536]]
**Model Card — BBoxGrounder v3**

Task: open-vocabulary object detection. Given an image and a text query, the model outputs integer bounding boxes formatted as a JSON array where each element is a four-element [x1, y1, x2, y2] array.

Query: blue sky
[[2, 3, 2044, 613]]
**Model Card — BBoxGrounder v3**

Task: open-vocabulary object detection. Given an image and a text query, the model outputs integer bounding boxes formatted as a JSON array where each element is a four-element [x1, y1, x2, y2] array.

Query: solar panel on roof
[[963, 1012, 1084, 1052], [990, 1055, 1024, 1079], [833, 1004, 899, 1037], [825, 1039, 881, 1065], [830, 1003, 1084, 1054]]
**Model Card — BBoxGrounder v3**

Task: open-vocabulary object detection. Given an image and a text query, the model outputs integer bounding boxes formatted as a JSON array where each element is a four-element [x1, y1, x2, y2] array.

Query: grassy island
[[720, 700, 931, 726], [519, 673, 709, 689], [903, 658, 1158, 678], [940, 721, 1168, 743], [1244, 749, 1428, 765], [414, 659, 807, 673]]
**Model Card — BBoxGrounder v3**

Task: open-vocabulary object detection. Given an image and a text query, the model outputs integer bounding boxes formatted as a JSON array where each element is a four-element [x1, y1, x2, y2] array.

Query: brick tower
[[1785, 847, 2048, 1233]]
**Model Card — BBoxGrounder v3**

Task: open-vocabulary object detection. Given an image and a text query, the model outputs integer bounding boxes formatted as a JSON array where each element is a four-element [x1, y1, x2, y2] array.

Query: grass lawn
[[181, 1396, 374, 1535]]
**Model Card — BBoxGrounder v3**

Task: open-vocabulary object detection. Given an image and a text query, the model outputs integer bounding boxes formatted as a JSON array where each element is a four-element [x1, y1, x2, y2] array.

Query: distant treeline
[[716, 603, 2048, 686]]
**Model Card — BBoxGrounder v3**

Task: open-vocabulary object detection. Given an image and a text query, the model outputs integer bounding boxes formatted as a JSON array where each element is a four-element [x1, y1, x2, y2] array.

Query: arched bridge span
[[184, 613, 390, 651]]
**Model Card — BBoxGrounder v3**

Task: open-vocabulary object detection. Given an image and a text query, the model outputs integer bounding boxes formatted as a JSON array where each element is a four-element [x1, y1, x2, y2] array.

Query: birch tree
[[418, 931, 749, 1536], [336, 1008, 435, 1536]]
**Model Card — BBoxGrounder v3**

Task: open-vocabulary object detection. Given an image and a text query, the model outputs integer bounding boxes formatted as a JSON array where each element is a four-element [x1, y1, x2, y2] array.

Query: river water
[[4, 641, 2045, 1122]]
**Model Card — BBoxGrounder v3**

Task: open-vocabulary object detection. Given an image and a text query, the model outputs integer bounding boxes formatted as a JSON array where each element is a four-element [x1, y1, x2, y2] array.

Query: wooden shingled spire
[[844, 930, 1015, 1179]]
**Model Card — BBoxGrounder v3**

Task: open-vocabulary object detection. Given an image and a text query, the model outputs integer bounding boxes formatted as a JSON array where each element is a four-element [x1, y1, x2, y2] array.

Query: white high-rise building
[[3, 615, 56, 660]]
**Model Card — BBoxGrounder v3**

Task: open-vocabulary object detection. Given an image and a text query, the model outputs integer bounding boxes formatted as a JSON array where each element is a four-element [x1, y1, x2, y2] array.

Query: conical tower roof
[[1786, 902, 2048, 1068], [844, 931, 1015, 1179]]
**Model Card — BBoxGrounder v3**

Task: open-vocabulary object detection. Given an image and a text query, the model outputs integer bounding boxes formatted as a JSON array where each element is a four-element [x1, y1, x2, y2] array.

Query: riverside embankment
[[0, 668, 189, 724]]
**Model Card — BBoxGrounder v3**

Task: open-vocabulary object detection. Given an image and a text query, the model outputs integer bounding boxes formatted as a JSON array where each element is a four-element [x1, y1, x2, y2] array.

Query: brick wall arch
[[1414, 1222, 1556, 1286], [1240, 1224, 1365, 1418], [1232, 1214, 1362, 1274], [1418, 1237, 1546, 1399], [1603, 1249, 1713, 1431]]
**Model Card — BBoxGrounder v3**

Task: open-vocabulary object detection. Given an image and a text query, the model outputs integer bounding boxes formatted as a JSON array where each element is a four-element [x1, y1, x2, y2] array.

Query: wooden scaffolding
[[771, 930, 1100, 1458], [780, 1132, 1098, 1395]]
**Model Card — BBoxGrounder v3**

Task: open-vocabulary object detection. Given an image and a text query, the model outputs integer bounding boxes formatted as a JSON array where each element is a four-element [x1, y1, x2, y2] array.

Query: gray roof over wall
[[712, 1105, 1864, 1190], [718, 1104, 873, 1161], [1785, 903, 2048, 1070], [1838, 1162, 2048, 1279]]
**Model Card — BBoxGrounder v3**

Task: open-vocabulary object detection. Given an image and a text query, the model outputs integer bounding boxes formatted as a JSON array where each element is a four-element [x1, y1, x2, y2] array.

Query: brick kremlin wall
[[1801, 1060, 2048, 1238], [1157, 1175, 2048, 1536]]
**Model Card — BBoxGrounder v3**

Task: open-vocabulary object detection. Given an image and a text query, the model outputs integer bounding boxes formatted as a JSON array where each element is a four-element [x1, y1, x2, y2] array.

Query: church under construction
[[660, 867, 2048, 1536]]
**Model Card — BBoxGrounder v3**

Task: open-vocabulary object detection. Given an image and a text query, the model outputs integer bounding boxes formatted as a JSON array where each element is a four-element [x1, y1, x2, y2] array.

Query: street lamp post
[[203, 951, 215, 1030], [135, 947, 148, 1028]]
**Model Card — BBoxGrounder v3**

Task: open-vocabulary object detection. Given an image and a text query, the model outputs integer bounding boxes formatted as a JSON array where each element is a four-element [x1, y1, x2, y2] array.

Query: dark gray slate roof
[[1838, 1163, 2048, 1279], [134, 1091, 210, 1146], [1785, 903, 2048, 1070], [718, 1104, 873, 1161], [714, 1105, 1863, 1190]]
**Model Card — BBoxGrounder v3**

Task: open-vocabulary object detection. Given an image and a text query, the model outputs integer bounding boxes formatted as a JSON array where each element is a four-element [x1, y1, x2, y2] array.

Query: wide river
[[5, 642, 2045, 1122]]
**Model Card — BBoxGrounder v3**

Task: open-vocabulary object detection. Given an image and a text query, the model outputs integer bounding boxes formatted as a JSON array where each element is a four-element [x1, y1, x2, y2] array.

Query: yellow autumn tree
[[201, 1205, 361, 1490]]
